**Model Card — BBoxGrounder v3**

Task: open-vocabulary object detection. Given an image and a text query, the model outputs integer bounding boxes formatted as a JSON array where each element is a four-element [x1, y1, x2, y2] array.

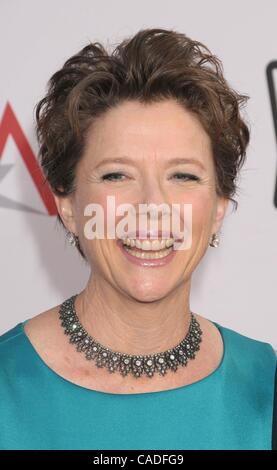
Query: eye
[[101, 172, 126, 182], [171, 172, 200, 182]]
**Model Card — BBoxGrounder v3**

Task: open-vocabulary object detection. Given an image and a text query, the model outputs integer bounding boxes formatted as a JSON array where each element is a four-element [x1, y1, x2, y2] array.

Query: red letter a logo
[[0, 102, 57, 215]]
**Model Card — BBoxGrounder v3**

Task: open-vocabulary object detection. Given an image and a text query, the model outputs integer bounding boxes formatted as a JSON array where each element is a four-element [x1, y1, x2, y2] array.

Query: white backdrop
[[0, 0, 276, 348]]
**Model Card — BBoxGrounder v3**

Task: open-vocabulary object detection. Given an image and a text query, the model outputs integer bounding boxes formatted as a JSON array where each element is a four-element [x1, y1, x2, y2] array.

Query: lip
[[117, 229, 183, 240], [116, 238, 177, 267]]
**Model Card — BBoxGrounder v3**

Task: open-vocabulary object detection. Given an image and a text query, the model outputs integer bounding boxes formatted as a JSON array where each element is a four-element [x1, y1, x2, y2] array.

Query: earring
[[66, 230, 79, 247], [209, 232, 220, 248]]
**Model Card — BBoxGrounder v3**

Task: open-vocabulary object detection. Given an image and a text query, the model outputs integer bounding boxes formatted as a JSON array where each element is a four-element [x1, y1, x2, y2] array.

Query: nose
[[140, 174, 168, 207], [136, 176, 171, 231]]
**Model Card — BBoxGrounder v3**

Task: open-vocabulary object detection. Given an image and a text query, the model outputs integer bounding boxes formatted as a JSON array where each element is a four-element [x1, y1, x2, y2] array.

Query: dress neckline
[[18, 318, 226, 397]]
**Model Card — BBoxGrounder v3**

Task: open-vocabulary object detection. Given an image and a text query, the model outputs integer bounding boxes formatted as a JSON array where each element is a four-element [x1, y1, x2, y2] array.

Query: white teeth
[[120, 237, 175, 259], [135, 239, 142, 249], [124, 246, 173, 259], [151, 240, 159, 250], [162, 240, 167, 249], [121, 238, 174, 251], [140, 240, 151, 250]]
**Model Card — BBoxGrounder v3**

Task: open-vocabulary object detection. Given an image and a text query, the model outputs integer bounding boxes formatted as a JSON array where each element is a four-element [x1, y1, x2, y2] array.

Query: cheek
[[175, 194, 214, 261], [73, 188, 126, 257], [74, 188, 109, 236], [186, 193, 215, 236]]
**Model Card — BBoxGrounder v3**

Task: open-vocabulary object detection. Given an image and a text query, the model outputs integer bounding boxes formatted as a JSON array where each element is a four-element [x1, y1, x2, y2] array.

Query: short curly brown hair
[[35, 28, 250, 260]]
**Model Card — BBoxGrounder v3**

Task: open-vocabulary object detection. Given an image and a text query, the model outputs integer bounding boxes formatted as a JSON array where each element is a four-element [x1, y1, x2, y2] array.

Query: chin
[[122, 281, 174, 303]]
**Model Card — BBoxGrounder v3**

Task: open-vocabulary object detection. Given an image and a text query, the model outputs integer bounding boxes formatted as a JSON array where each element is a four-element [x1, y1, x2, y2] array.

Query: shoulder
[[217, 322, 276, 360], [215, 321, 277, 386], [0, 322, 32, 387], [0, 304, 61, 371], [0, 322, 25, 354], [196, 314, 276, 367]]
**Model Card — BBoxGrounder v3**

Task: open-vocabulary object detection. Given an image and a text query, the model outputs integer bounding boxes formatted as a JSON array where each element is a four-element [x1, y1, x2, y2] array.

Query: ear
[[53, 193, 77, 235], [211, 196, 229, 235]]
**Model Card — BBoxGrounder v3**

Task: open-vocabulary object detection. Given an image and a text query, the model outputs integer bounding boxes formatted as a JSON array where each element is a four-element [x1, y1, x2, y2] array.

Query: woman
[[0, 28, 276, 450]]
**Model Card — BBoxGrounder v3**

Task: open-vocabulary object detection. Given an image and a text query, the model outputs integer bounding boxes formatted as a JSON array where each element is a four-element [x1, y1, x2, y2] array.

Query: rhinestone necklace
[[59, 294, 203, 379]]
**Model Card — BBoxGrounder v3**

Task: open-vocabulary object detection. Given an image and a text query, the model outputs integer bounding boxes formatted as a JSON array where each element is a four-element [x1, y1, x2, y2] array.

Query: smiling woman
[[0, 27, 276, 451]]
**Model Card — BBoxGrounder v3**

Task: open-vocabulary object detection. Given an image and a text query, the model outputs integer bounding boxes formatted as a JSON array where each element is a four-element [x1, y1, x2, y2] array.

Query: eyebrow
[[167, 157, 206, 170], [94, 156, 206, 170]]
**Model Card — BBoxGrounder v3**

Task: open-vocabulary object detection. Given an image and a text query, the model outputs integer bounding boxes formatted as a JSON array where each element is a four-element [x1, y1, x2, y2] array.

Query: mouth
[[121, 237, 174, 257], [116, 233, 179, 267]]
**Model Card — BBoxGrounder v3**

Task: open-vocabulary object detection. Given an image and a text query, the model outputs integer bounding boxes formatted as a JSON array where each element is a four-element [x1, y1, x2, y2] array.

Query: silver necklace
[[59, 294, 203, 379]]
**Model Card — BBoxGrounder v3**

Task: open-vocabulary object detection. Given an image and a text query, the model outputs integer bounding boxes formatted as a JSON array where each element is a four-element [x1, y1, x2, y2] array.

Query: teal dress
[[0, 318, 276, 450]]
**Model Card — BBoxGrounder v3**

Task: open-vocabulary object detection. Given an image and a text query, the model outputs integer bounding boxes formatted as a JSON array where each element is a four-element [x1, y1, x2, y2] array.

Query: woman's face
[[57, 99, 228, 301]]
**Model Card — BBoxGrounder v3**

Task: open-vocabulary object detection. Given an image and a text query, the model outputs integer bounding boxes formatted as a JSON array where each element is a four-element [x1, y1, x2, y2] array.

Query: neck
[[75, 274, 192, 356]]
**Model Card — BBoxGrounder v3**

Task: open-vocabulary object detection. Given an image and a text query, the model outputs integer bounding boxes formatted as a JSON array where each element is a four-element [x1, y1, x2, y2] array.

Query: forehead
[[83, 99, 213, 165]]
